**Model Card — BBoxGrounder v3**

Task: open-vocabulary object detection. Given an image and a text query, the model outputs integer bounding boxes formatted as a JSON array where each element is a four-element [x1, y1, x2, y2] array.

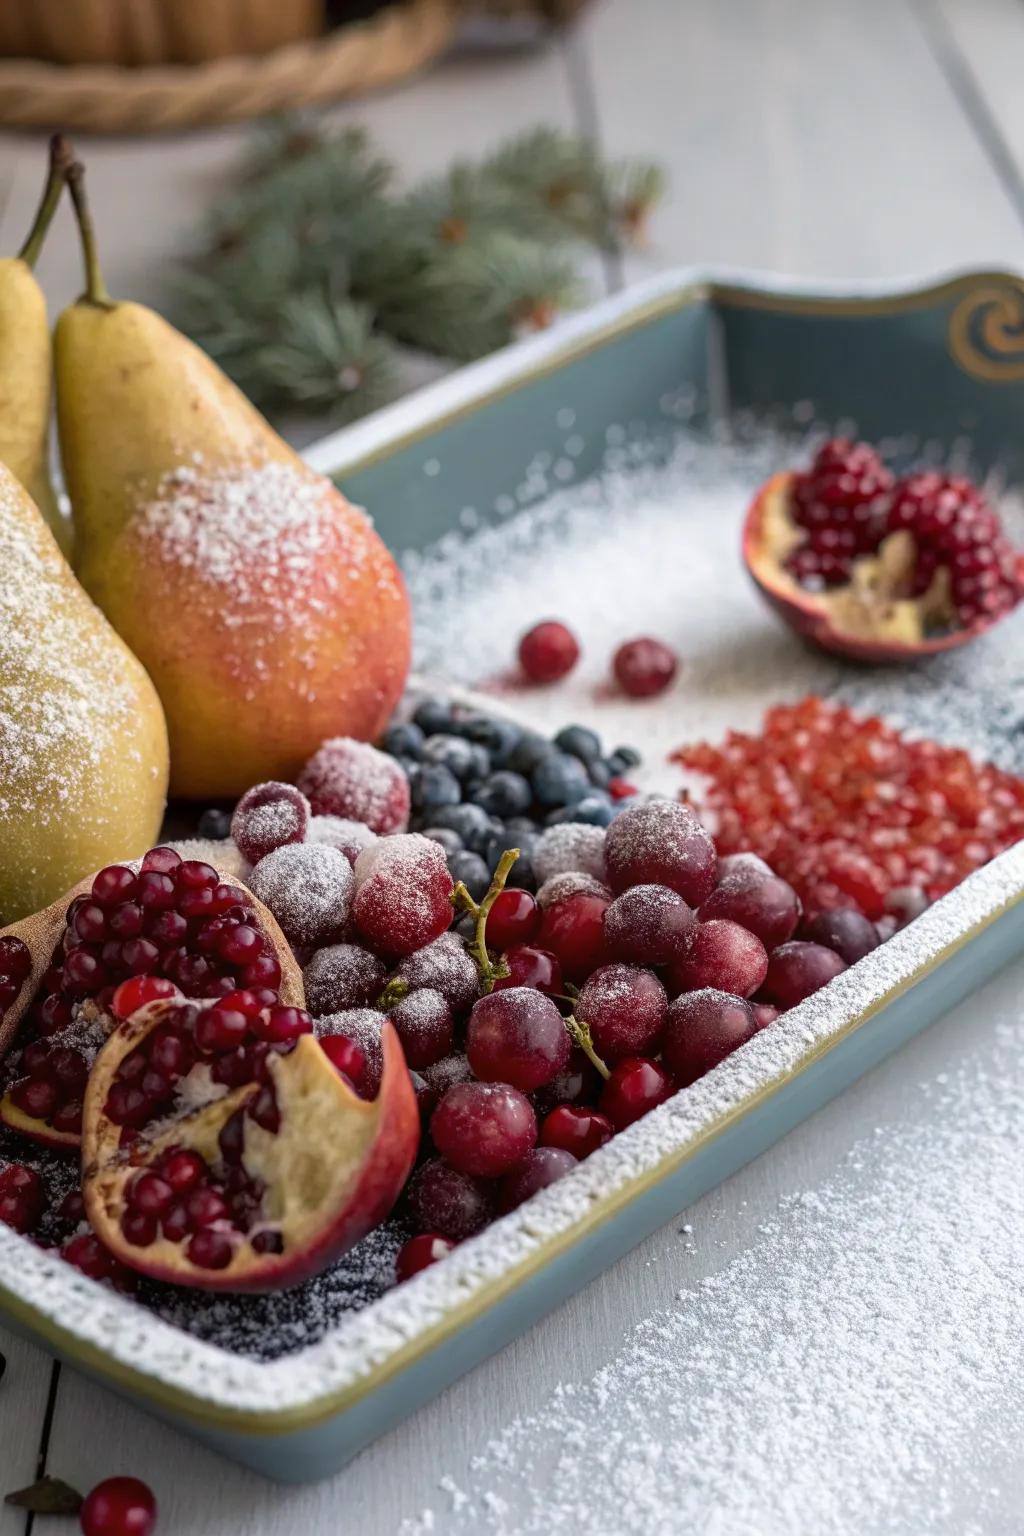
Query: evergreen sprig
[[175, 118, 663, 423]]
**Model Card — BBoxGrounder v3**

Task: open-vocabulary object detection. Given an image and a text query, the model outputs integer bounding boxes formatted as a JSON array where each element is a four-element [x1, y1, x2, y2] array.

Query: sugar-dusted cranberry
[[467, 986, 571, 1091], [79, 1476, 157, 1536], [231, 780, 311, 865], [431, 1081, 537, 1177], [701, 854, 801, 950], [303, 943, 387, 1016], [407, 1157, 493, 1240], [499, 1146, 577, 1210], [518, 620, 580, 684], [535, 892, 609, 981], [576, 963, 667, 1061], [801, 908, 880, 964], [612, 636, 678, 698], [486, 888, 540, 951], [662, 988, 758, 1086], [604, 798, 716, 907], [298, 736, 411, 833], [395, 1232, 455, 1282], [492, 944, 564, 996], [390, 988, 453, 1070], [669, 918, 768, 999], [352, 835, 454, 957], [599, 1057, 673, 1130], [762, 940, 847, 1008], [540, 1104, 613, 1159], [602, 883, 695, 967], [0, 1163, 45, 1233]]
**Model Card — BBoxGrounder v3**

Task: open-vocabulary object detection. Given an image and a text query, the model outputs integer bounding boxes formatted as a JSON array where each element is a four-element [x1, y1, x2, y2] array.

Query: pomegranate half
[[82, 998, 419, 1292], [0, 848, 302, 1153], [742, 471, 1006, 663]]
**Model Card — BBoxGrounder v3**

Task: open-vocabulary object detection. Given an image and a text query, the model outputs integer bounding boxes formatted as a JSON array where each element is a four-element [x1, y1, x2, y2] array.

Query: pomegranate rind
[[0, 862, 304, 1150], [742, 472, 998, 662], [82, 1004, 418, 1293]]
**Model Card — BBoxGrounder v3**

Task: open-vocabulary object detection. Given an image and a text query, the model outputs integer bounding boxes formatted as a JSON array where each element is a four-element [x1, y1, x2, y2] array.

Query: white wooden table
[[2, 1, 1024, 1529]]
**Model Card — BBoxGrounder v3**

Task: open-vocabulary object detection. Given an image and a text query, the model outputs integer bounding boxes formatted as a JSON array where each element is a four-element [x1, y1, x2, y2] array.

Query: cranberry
[[662, 988, 758, 1085], [431, 1082, 537, 1177], [669, 919, 768, 999], [701, 854, 802, 950], [407, 1158, 493, 1240], [389, 988, 453, 1070], [298, 736, 411, 833], [499, 1146, 576, 1210], [0, 1163, 45, 1233], [800, 908, 880, 964], [352, 835, 454, 957], [486, 888, 541, 951], [762, 941, 847, 1008], [602, 883, 695, 966], [395, 1232, 455, 1282], [518, 620, 580, 684], [576, 963, 667, 1060], [79, 1477, 157, 1536], [467, 986, 571, 1091], [604, 799, 716, 906], [492, 944, 564, 996], [612, 636, 679, 697], [540, 1104, 613, 1159], [535, 892, 609, 980], [599, 1057, 673, 1130], [231, 780, 311, 865]]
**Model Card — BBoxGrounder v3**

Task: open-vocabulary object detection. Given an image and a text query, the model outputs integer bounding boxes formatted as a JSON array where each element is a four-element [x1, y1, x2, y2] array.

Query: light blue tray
[[4, 266, 1024, 1481]]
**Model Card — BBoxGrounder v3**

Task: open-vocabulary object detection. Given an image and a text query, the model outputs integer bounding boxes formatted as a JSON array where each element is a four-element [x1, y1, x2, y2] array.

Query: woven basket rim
[[0, 0, 461, 134]]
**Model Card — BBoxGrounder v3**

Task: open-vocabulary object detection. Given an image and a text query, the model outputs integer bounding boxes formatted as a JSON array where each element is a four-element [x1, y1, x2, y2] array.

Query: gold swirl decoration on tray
[[948, 280, 1024, 382]]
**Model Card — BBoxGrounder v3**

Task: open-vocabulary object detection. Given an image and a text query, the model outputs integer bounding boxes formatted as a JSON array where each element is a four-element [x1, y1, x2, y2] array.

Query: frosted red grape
[[430, 1081, 537, 1177], [466, 986, 571, 1091], [661, 987, 758, 1086], [602, 883, 695, 966], [576, 963, 667, 1061], [604, 799, 716, 907], [669, 918, 768, 999], [762, 941, 847, 1008], [499, 1146, 577, 1210]]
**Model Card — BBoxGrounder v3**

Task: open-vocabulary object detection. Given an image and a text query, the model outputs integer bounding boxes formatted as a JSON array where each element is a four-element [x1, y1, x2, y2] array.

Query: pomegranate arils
[[887, 471, 1022, 626], [79, 1476, 157, 1536], [162, 1148, 206, 1194], [518, 619, 580, 684], [319, 1033, 367, 1085], [0, 935, 31, 983], [787, 438, 893, 587], [142, 846, 181, 875], [612, 636, 679, 698], [396, 1232, 455, 1281], [0, 1162, 46, 1232], [111, 976, 180, 1020], [92, 865, 138, 907]]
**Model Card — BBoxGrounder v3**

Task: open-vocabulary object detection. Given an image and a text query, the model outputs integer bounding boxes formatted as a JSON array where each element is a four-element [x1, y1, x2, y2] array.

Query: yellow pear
[[0, 138, 72, 557], [0, 461, 169, 924], [55, 154, 410, 799]]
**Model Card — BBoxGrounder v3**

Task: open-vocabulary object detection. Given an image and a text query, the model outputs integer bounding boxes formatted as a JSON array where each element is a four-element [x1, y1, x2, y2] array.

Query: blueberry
[[395, 757, 422, 788], [471, 771, 533, 818], [554, 724, 602, 762], [587, 758, 612, 789], [429, 802, 494, 852], [532, 752, 591, 808], [505, 815, 541, 836], [448, 850, 491, 903], [422, 733, 479, 781], [456, 715, 523, 764], [567, 794, 616, 827], [412, 764, 462, 812], [197, 807, 232, 840], [485, 828, 538, 890], [382, 721, 425, 760], [507, 731, 557, 776], [607, 745, 642, 774], [421, 826, 464, 856], [413, 698, 454, 735], [469, 743, 492, 779]]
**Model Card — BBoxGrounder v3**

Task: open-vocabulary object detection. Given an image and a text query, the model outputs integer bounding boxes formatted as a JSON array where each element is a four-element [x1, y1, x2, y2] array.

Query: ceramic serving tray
[[4, 266, 1024, 1482]]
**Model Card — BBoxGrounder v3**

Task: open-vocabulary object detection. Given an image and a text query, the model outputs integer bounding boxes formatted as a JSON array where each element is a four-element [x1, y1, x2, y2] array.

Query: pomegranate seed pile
[[675, 696, 1024, 922], [785, 438, 1023, 628]]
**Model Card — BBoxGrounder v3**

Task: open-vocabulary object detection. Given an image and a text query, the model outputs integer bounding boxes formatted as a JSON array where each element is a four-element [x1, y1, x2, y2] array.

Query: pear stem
[[64, 153, 113, 309], [17, 135, 73, 269]]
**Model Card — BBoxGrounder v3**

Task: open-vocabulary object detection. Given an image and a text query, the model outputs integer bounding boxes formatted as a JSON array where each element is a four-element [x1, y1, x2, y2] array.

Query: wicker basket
[[0, 0, 589, 133]]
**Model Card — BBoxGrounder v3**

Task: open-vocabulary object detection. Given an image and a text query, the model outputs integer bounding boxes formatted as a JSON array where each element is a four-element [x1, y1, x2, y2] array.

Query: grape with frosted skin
[[762, 940, 847, 1007], [662, 988, 758, 1086], [669, 918, 768, 999], [603, 883, 695, 966], [577, 963, 667, 1061], [431, 1082, 537, 1177], [604, 798, 716, 906], [467, 986, 571, 1091]]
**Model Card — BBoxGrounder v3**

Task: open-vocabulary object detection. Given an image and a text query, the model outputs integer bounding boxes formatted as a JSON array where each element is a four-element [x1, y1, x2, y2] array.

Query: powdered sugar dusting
[[395, 934, 481, 1017], [248, 842, 353, 947], [536, 871, 611, 910], [303, 943, 386, 1017], [532, 824, 607, 885]]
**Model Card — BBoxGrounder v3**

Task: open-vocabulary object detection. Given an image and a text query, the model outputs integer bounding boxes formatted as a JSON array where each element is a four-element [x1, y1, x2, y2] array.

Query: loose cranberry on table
[[466, 987, 571, 1092], [668, 919, 768, 1000], [599, 1057, 673, 1131], [541, 1104, 614, 1159], [612, 636, 679, 698], [430, 1082, 538, 1178], [518, 620, 580, 684], [395, 1232, 455, 1282], [661, 988, 758, 1087], [762, 940, 847, 1008], [79, 1476, 157, 1536]]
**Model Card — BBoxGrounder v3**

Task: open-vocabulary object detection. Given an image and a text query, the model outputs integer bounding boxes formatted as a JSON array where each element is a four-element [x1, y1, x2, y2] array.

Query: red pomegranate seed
[[319, 1034, 367, 1083], [0, 1163, 46, 1232], [252, 1006, 312, 1043], [92, 865, 138, 907], [111, 975, 180, 1020], [142, 846, 181, 875], [161, 1149, 206, 1195], [518, 620, 580, 684], [187, 1228, 235, 1270]]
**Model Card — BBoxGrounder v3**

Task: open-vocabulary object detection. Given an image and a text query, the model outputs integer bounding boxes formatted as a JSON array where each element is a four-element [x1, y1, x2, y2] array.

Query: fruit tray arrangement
[[3, 140, 1024, 1485]]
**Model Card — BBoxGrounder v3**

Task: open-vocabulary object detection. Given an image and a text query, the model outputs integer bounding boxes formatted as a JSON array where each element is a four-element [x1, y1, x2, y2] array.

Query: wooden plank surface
[[4, 0, 1024, 1529]]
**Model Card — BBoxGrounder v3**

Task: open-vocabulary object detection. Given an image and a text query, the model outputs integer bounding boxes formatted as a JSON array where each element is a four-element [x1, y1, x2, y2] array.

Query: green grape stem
[[452, 847, 520, 993]]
